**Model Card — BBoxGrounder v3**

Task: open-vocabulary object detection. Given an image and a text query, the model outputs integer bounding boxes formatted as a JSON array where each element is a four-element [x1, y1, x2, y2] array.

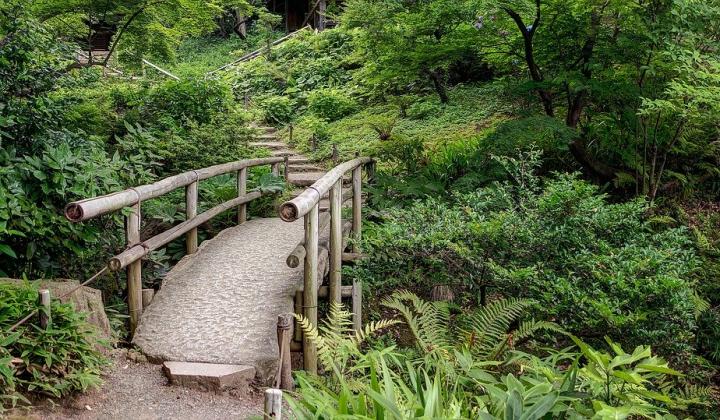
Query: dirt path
[[25, 352, 264, 420]]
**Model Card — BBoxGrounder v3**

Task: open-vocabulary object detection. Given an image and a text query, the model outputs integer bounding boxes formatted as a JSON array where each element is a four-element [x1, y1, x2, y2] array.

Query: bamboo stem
[[276, 314, 294, 390], [303, 204, 319, 374], [329, 179, 343, 306], [126, 202, 142, 335], [186, 181, 198, 254], [38, 289, 51, 329], [237, 167, 247, 224], [351, 166, 362, 253]]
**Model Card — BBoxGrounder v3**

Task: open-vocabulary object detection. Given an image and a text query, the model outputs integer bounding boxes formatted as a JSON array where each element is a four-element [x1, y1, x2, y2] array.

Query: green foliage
[[290, 295, 690, 419], [307, 88, 358, 122], [355, 153, 699, 357], [139, 79, 232, 127], [257, 94, 295, 124], [0, 282, 109, 410]]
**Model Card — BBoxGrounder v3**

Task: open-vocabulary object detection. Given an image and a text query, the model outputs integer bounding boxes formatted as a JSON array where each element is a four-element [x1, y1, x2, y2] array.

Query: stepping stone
[[288, 171, 326, 187], [163, 361, 256, 393], [250, 141, 287, 150], [256, 134, 278, 140]]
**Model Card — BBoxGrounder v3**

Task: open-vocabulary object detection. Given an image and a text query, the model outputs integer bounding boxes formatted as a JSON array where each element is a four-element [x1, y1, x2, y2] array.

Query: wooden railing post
[[237, 167, 247, 224], [271, 162, 280, 177], [351, 166, 362, 253], [329, 179, 343, 305], [284, 156, 289, 180], [186, 180, 198, 254], [126, 202, 142, 334], [303, 204, 319, 374]]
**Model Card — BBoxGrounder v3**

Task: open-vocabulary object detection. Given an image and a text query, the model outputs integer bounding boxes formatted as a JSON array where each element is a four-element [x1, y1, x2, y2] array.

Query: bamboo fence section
[[279, 157, 373, 374], [65, 156, 287, 334]]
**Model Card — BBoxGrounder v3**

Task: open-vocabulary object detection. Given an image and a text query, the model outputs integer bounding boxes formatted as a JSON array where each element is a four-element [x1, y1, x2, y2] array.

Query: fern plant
[[382, 291, 564, 362]]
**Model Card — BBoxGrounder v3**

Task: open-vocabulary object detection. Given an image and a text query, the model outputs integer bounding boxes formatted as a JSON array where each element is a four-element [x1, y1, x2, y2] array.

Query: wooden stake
[[283, 156, 289, 180], [332, 144, 339, 166], [237, 167, 247, 224], [351, 165, 362, 253], [276, 314, 294, 390], [294, 291, 303, 343], [264, 389, 283, 419], [38, 289, 51, 329], [329, 180, 343, 305], [127, 202, 142, 335], [303, 204, 319, 374], [186, 181, 198, 254], [352, 279, 362, 332], [272, 162, 280, 176]]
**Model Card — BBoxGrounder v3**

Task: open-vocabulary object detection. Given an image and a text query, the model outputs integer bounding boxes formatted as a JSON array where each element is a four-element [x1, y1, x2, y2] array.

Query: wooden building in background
[[267, 0, 339, 32]]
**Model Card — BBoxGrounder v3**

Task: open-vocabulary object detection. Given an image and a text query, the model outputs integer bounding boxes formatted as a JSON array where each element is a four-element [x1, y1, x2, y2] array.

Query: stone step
[[288, 164, 325, 172], [163, 362, 255, 393], [249, 141, 287, 150], [271, 149, 298, 157], [287, 156, 311, 164], [256, 133, 278, 140]]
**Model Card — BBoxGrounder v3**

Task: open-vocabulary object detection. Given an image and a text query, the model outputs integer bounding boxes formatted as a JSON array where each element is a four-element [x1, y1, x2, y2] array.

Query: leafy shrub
[[307, 88, 358, 121], [355, 154, 699, 357], [257, 94, 296, 124], [0, 282, 109, 410], [139, 79, 231, 127]]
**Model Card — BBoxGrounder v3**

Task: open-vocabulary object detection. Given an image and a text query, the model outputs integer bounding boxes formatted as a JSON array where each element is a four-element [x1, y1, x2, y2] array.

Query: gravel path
[[29, 352, 264, 420]]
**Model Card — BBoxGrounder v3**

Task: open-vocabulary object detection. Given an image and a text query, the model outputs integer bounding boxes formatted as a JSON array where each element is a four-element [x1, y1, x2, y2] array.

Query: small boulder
[[162, 361, 256, 393]]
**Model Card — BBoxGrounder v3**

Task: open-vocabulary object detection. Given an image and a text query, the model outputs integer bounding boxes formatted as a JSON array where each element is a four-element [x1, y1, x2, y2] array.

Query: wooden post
[[351, 166, 362, 253], [244, 92, 250, 109], [328, 180, 343, 306], [317, 0, 327, 30], [38, 289, 51, 329], [311, 134, 317, 151], [142, 289, 155, 309], [272, 162, 280, 177], [289, 125, 294, 143], [264, 389, 283, 420], [332, 144, 339, 166], [126, 202, 142, 335], [276, 314, 294, 390], [284, 156, 289, 180], [237, 167, 247, 224], [294, 291, 303, 343], [367, 161, 376, 184], [352, 279, 362, 332], [186, 181, 198, 254], [303, 204, 319, 374]]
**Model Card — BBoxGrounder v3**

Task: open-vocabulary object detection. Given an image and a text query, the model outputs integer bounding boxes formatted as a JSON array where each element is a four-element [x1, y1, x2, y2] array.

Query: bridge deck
[[133, 218, 304, 382]]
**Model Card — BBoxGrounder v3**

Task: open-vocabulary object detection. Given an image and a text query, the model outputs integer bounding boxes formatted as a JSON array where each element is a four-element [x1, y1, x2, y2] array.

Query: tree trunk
[[428, 69, 449, 104]]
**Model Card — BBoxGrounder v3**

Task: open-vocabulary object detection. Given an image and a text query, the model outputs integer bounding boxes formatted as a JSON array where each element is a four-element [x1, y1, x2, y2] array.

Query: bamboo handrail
[[206, 25, 311, 75], [65, 157, 284, 222], [279, 157, 372, 222], [65, 156, 287, 334], [108, 191, 263, 271]]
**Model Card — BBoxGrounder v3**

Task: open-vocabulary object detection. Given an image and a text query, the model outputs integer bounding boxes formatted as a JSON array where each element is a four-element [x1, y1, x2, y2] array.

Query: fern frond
[[460, 298, 535, 359]]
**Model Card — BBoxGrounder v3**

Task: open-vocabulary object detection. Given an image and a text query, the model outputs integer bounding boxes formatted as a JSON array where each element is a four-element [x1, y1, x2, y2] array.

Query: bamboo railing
[[65, 156, 288, 334], [279, 157, 375, 374]]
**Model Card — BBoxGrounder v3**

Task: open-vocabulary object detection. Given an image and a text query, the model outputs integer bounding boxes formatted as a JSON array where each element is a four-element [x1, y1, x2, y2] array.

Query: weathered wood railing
[[279, 157, 375, 374], [65, 156, 288, 334]]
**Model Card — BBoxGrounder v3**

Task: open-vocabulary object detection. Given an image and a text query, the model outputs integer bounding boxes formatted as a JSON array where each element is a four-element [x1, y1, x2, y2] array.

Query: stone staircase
[[250, 126, 347, 211]]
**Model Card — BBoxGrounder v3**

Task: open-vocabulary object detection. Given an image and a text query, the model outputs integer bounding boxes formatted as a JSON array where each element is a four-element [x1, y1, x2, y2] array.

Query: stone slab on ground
[[133, 218, 305, 384], [163, 361, 255, 393]]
